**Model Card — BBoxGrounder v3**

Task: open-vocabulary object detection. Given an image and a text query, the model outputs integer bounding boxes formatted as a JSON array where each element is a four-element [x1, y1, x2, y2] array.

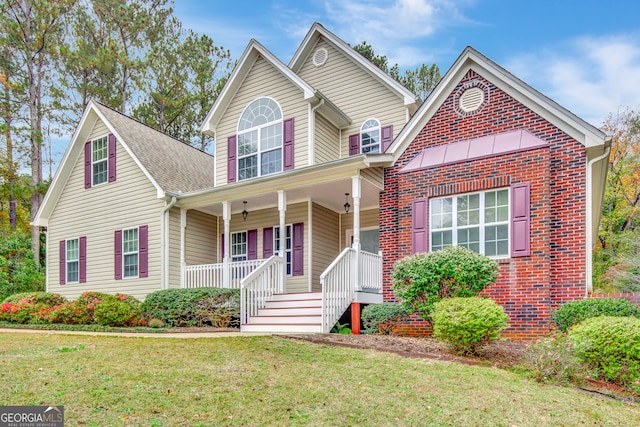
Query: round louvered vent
[[313, 48, 328, 67], [459, 87, 484, 112]]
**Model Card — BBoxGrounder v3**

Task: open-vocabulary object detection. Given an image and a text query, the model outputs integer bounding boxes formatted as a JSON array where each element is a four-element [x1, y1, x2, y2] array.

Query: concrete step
[[241, 323, 322, 333], [247, 314, 321, 325], [258, 306, 322, 316]]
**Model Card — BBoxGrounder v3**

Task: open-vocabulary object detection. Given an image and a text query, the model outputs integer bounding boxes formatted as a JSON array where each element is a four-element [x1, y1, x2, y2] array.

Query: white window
[[92, 136, 108, 185], [237, 98, 283, 180], [361, 119, 380, 154], [123, 228, 139, 278], [231, 231, 247, 261], [66, 238, 79, 284], [274, 225, 292, 276], [430, 188, 509, 257]]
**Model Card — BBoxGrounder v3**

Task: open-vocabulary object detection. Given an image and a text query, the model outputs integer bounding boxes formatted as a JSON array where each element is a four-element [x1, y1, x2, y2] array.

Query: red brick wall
[[381, 70, 587, 339]]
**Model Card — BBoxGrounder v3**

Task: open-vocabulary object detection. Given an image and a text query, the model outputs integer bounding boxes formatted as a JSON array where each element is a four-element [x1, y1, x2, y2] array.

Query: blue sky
[[173, 0, 640, 127]]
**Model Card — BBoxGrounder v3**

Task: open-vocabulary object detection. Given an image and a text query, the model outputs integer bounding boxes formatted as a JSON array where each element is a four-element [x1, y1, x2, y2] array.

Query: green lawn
[[0, 333, 636, 426]]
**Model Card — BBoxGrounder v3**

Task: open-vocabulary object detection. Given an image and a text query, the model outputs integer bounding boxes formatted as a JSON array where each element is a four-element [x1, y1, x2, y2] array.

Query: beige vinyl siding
[[311, 203, 340, 291], [340, 209, 380, 250], [215, 56, 310, 185], [361, 167, 384, 189], [298, 39, 407, 158], [185, 210, 218, 265], [314, 113, 340, 164], [47, 118, 164, 300]]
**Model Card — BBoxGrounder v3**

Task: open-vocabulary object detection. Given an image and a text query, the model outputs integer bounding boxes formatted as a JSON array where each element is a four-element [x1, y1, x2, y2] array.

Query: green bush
[[361, 303, 411, 334], [0, 231, 45, 301], [520, 332, 589, 385], [431, 297, 509, 355], [93, 295, 142, 327], [392, 246, 499, 318], [44, 301, 93, 325], [0, 292, 67, 324], [552, 298, 640, 332], [140, 288, 240, 327], [569, 316, 640, 391], [2, 292, 65, 306]]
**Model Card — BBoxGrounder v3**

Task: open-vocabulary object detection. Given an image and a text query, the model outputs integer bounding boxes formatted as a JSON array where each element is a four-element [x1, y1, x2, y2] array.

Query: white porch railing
[[240, 255, 285, 325], [359, 251, 383, 291], [183, 259, 264, 289], [320, 248, 356, 333]]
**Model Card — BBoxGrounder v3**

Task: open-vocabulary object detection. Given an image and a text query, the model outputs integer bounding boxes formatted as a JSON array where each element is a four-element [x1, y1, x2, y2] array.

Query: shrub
[[569, 316, 640, 391], [93, 295, 141, 327], [193, 292, 240, 328], [431, 297, 509, 355], [44, 301, 93, 325], [148, 318, 165, 328], [520, 332, 589, 385], [392, 246, 499, 318], [0, 231, 45, 301], [361, 303, 411, 334], [140, 288, 240, 327], [0, 292, 67, 324], [552, 298, 640, 332]]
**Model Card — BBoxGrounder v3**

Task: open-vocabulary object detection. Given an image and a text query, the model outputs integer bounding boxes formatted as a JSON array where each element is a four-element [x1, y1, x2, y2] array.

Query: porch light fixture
[[242, 201, 248, 221], [344, 193, 351, 214]]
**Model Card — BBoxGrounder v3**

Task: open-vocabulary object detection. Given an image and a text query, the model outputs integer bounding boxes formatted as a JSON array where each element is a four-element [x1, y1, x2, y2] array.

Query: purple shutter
[[59, 240, 66, 285], [247, 229, 258, 260], [84, 141, 92, 188], [511, 183, 531, 257], [114, 230, 122, 280], [108, 133, 117, 183], [79, 236, 87, 283], [227, 135, 237, 183], [139, 225, 149, 277], [283, 118, 294, 171], [292, 222, 304, 276], [221, 234, 225, 261], [412, 198, 428, 253], [263, 227, 274, 258], [381, 125, 393, 152], [349, 134, 360, 155]]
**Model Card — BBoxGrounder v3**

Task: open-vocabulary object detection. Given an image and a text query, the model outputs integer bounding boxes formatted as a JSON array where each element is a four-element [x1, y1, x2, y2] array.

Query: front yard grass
[[0, 333, 637, 426]]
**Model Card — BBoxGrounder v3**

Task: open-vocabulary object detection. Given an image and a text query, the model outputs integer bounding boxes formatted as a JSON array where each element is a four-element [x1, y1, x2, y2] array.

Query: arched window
[[237, 98, 283, 180], [361, 119, 380, 154]]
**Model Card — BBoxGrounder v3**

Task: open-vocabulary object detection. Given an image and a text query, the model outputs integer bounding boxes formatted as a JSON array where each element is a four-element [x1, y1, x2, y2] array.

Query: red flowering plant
[[0, 292, 66, 324]]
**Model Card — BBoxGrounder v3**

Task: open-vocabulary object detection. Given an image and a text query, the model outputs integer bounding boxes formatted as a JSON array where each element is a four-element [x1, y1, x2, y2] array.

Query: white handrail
[[182, 259, 264, 289], [240, 255, 285, 325], [360, 251, 383, 291], [320, 248, 356, 333]]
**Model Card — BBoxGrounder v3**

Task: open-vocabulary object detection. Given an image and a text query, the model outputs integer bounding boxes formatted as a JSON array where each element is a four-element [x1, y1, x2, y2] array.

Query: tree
[[353, 41, 441, 102]]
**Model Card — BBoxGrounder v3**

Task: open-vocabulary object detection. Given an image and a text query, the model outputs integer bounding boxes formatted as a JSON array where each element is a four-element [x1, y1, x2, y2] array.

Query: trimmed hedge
[[552, 298, 640, 332], [361, 303, 410, 334], [569, 316, 640, 391], [140, 288, 240, 327]]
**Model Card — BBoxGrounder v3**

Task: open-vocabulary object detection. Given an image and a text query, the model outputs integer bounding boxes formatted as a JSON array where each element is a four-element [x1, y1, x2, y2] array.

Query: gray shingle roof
[[94, 102, 215, 194]]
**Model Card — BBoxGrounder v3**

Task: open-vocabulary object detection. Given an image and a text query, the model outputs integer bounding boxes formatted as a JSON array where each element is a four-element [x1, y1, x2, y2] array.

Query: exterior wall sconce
[[242, 201, 248, 221], [344, 193, 351, 214]]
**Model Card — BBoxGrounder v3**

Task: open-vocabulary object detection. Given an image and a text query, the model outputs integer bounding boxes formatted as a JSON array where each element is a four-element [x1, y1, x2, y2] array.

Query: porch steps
[[241, 292, 323, 333]]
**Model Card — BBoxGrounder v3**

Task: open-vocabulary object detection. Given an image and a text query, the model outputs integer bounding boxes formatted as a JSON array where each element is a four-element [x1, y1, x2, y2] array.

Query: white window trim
[[360, 118, 381, 154], [66, 237, 80, 284], [429, 188, 511, 259], [237, 97, 284, 181], [91, 136, 108, 187], [274, 224, 293, 276], [122, 227, 139, 279], [231, 230, 248, 262]]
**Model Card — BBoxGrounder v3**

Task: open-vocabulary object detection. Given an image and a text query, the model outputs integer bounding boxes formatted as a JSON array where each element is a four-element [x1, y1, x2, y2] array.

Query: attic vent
[[313, 48, 328, 67], [459, 87, 484, 112]]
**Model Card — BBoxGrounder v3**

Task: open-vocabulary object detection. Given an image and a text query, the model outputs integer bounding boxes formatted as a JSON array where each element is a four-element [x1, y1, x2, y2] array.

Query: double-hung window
[[274, 225, 293, 275], [92, 136, 108, 185], [237, 98, 283, 180], [123, 228, 139, 278], [361, 119, 381, 153], [231, 231, 248, 261], [430, 188, 509, 257], [66, 238, 79, 284]]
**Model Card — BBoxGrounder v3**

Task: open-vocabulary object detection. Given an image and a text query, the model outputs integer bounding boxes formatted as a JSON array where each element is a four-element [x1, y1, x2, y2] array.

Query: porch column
[[352, 175, 362, 291], [180, 209, 187, 288], [278, 190, 287, 293], [222, 201, 231, 289]]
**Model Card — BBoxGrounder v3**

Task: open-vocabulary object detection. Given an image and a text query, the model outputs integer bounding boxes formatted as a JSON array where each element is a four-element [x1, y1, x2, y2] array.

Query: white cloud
[[505, 34, 640, 127]]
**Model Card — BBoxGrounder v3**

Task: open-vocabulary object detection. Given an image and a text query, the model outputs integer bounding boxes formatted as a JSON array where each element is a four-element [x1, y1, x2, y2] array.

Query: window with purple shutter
[[79, 236, 87, 283], [381, 125, 393, 152], [139, 225, 148, 277], [292, 223, 304, 276], [114, 230, 122, 280], [247, 229, 258, 260], [263, 227, 274, 258], [108, 133, 117, 183], [227, 135, 237, 183], [84, 142, 92, 189], [349, 134, 360, 155], [511, 183, 531, 257], [412, 198, 428, 253], [283, 118, 294, 170], [59, 240, 66, 284]]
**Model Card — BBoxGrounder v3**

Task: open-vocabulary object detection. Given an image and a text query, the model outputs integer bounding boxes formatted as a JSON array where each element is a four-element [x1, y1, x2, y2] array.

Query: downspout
[[161, 196, 177, 290], [585, 142, 611, 295], [309, 99, 324, 165]]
